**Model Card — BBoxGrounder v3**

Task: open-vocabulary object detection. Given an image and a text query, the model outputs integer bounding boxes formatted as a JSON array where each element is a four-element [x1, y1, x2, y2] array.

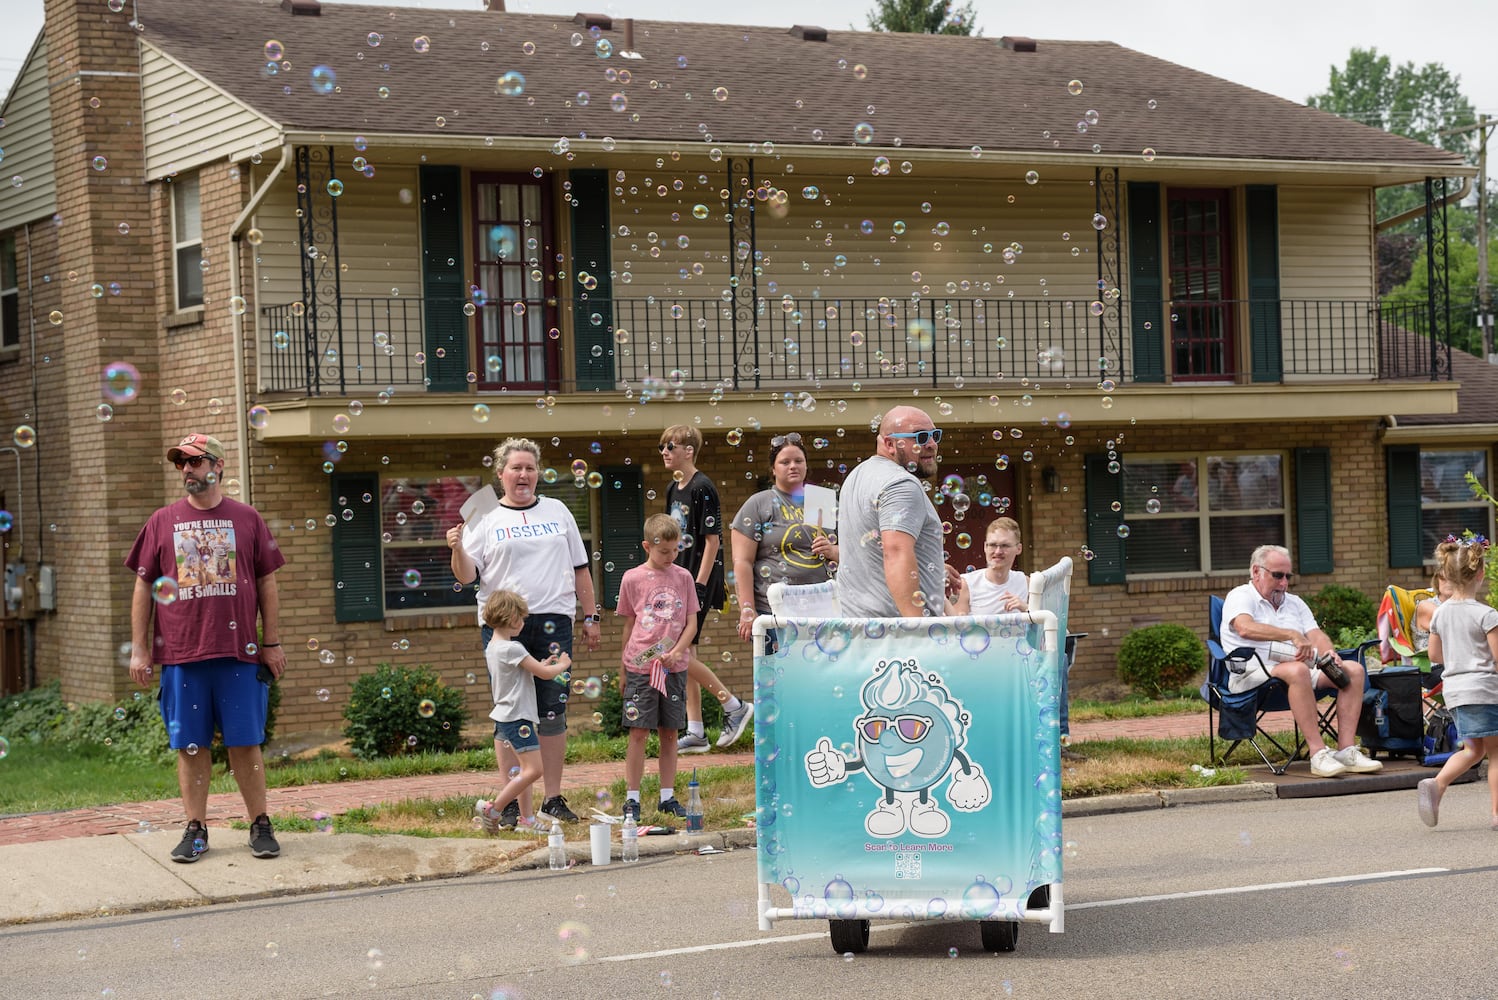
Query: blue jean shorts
[[1453, 703, 1498, 740], [492, 717, 541, 753], [158, 658, 269, 750]]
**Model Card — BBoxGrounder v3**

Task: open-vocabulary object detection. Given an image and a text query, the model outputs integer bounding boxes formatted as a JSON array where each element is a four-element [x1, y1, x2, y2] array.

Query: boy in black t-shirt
[[659, 425, 755, 753]]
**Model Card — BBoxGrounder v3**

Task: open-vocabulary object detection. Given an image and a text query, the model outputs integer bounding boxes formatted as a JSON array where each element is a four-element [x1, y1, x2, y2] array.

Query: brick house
[[0, 0, 1481, 734]]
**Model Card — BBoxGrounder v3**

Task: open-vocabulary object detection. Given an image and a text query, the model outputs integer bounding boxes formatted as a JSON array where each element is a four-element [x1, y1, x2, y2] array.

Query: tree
[[1386, 236, 1495, 356], [866, 0, 979, 35], [1306, 49, 1476, 230]]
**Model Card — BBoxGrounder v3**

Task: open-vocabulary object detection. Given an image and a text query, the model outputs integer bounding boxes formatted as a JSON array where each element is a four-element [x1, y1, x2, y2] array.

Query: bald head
[[879, 406, 933, 436]]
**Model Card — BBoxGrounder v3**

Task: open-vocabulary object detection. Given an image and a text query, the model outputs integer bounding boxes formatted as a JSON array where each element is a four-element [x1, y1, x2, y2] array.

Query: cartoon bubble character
[[805, 658, 990, 838]]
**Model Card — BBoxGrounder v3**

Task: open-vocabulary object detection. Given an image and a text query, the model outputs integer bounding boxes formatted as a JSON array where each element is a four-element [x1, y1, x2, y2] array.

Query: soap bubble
[[152, 577, 179, 605]]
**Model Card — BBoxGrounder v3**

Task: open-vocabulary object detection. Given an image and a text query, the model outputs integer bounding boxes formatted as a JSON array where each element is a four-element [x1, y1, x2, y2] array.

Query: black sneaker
[[171, 820, 209, 863], [249, 814, 280, 858], [540, 795, 580, 823], [499, 799, 520, 829], [622, 799, 641, 823], [657, 797, 688, 818]]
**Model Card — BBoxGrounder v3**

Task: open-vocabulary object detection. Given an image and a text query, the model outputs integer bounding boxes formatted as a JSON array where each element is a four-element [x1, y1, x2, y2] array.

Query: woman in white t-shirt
[[445, 437, 599, 826], [950, 516, 1027, 615]]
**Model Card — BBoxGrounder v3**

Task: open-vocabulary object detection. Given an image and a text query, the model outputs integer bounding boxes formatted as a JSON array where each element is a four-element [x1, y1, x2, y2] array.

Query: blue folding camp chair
[[1200, 595, 1344, 774]]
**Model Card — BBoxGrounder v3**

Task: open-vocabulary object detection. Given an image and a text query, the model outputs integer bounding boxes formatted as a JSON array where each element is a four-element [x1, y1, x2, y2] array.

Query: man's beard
[[184, 475, 210, 495], [908, 456, 938, 480], [1268, 590, 1285, 609]]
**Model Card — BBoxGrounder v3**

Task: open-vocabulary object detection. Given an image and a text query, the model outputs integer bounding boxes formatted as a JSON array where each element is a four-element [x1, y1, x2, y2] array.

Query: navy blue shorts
[[483, 613, 572, 736], [159, 658, 268, 750]]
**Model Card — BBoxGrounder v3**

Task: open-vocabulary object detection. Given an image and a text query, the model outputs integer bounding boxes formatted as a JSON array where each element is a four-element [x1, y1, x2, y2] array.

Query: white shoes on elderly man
[[1309, 745, 1384, 778]]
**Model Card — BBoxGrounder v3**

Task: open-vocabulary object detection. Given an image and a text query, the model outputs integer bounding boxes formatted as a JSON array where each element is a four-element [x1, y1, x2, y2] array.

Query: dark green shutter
[[1245, 185, 1282, 382], [332, 472, 383, 622], [1294, 447, 1333, 574], [1084, 454, 1126, 584], [570, 169, 615, 391], [1387, 445, 1424, 568], [599, 464, 644, 607], [1127, 182, 1165, 383], [419, 165, 469, 391]]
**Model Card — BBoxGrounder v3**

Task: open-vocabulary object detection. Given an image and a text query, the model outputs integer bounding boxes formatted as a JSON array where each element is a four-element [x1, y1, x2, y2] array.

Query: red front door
[[472, 174, 559, 390], [1167, 188, 1234, 380]]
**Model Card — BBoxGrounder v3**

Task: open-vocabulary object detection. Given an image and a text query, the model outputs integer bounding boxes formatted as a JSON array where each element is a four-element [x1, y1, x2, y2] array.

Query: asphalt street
[[6, 779, 1497, 999]]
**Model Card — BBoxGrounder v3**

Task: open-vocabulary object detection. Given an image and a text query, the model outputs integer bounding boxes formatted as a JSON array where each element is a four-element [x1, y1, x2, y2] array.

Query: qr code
[[894, 852, 922, 880]]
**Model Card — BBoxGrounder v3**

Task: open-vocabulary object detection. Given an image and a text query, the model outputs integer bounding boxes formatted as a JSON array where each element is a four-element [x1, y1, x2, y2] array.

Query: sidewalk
[[0, 708, 1303, 926]]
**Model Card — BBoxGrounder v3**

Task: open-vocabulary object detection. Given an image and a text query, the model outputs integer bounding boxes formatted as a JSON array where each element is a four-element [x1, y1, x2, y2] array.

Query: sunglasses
[[856, 715, 933, 743], [173, 456, 211, 469], [1259, 568, 1293, 582], [770, 433, 803, 448], [887, 428, 943, 447]]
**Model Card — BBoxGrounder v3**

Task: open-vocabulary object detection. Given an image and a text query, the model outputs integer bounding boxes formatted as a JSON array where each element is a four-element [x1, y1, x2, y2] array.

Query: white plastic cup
[[589, 823, 612, 866]]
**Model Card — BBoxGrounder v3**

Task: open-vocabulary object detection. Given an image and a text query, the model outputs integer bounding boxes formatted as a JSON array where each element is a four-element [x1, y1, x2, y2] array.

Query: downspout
[[1375, 175, 1472, 232], [228, 143, 293, 504]]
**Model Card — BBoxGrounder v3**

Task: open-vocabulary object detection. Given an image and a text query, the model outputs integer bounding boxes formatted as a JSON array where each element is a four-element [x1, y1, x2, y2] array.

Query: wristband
[[260, 643, 281, 648]]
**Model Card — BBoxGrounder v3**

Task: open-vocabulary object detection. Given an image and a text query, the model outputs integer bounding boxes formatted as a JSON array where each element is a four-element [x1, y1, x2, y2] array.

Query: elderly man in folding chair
[[1220, 544, 1383, 778]]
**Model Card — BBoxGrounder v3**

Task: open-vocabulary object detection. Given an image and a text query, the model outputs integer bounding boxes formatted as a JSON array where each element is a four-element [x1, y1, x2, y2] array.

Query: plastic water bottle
[[686, 769, 704, 833], [621, 816, 639, 863], [548, 819, 566, 870]]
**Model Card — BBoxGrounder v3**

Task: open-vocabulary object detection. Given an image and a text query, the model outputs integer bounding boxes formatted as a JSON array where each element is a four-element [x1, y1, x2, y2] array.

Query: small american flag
[[648, 657, 668, 695]]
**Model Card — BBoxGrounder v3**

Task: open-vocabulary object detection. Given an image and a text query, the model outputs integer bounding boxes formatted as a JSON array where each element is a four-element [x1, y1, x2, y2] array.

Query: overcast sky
[[4, 0, 1497, 149]]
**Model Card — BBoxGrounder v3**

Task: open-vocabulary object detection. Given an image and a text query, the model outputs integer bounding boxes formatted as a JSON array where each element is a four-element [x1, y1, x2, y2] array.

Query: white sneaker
[[1309, 747, 1347, 778], [1334, 745, 1384, 774], [677, 732, 711, 754]]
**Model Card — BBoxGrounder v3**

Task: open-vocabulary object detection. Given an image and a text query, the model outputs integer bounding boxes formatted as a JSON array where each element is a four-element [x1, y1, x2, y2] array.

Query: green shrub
[[0, 680, 67, 741], [594, 670, 722, 738], [342, 663, 467, 760], [1304, 584, 1377, 638], [1116, 623, 1207, 698]]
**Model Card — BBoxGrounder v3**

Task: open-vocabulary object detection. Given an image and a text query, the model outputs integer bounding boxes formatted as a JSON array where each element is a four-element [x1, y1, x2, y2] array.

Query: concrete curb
[[1062, 782, 1279, 817], [507, 826, 760, 872]]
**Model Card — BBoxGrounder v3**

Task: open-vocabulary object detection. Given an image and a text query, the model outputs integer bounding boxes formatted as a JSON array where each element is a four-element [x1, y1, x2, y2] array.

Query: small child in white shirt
[[475, 589, 570, 834]]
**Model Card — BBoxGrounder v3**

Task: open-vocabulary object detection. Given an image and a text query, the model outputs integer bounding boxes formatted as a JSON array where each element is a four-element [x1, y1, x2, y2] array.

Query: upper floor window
[[172, 175, 203, 310], [1, 233, 18, 350]]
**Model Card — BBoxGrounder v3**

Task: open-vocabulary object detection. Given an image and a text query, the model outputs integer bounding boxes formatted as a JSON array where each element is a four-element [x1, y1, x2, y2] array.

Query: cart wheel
[[828, 919, 870, 955], [980, 920, 1019, 953]]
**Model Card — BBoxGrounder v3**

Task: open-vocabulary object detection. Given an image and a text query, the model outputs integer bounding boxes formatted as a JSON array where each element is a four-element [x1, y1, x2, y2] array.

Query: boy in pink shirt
[[616, 513, 700, 822]]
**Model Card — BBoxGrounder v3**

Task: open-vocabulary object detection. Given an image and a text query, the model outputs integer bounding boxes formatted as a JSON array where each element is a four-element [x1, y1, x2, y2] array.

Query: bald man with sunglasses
[[837, 407, 954, 619]]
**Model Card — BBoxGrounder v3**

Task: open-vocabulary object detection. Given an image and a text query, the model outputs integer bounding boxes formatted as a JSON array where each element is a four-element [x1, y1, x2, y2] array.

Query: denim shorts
[[1453, 702, 1498, 740], [492, 717, 541, 753], [482, 613, 572, 736], [158, 658, 268, 750]]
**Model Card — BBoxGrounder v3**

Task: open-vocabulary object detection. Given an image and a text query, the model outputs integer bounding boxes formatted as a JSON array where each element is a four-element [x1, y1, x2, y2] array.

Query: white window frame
[[0, 233, 18, 352], [171, 174, 203, 310], [1121, 452, 1289, 578]]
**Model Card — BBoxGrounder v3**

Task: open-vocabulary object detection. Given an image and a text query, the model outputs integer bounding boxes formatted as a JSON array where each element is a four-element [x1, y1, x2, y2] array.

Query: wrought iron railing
[[258, 295, 1453, 394]]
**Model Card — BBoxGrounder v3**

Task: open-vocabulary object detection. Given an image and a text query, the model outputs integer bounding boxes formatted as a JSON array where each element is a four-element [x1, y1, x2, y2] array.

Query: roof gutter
[[1375, 175, 1473, 232], [227, 142, 293, 504], [1381, 417, 1498, 443]]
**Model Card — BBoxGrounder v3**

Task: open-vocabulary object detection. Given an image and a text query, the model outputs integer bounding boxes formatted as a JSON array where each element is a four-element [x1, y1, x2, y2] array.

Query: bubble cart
[[754, 557, 1071, 955]]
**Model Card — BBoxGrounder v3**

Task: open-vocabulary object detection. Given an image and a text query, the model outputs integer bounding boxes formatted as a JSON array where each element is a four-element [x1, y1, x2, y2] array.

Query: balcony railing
[[259, 296, 1452, 395]]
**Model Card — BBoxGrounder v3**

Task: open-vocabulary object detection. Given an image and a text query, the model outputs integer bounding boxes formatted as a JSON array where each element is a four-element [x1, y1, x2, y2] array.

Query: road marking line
[[1066, 868, 1449, 910], [597, 922, 915, 963]]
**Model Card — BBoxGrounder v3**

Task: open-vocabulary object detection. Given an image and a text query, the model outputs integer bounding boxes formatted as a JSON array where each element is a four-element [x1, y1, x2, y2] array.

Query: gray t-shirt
[[485, 636, 535, 723], [836, 455, 945, 618], [1429, 598, 1498, 709], [731, 488, 833, 613]]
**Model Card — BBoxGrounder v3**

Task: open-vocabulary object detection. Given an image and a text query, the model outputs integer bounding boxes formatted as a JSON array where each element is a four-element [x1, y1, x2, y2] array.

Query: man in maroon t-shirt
[[125, 433, 289, 863]]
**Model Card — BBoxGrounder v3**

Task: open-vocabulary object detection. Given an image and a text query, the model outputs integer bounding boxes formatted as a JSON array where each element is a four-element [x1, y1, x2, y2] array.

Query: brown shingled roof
[[134, 0, 1463, 168]]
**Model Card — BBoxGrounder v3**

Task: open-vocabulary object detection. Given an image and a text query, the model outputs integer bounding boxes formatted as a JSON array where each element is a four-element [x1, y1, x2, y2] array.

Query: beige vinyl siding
[[252, 163, 426, 388], [0, 37, 58, 231], [140, 44, 278, 180], [1277, 186, 1376, 379], [608, 173, 1105, 387]]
